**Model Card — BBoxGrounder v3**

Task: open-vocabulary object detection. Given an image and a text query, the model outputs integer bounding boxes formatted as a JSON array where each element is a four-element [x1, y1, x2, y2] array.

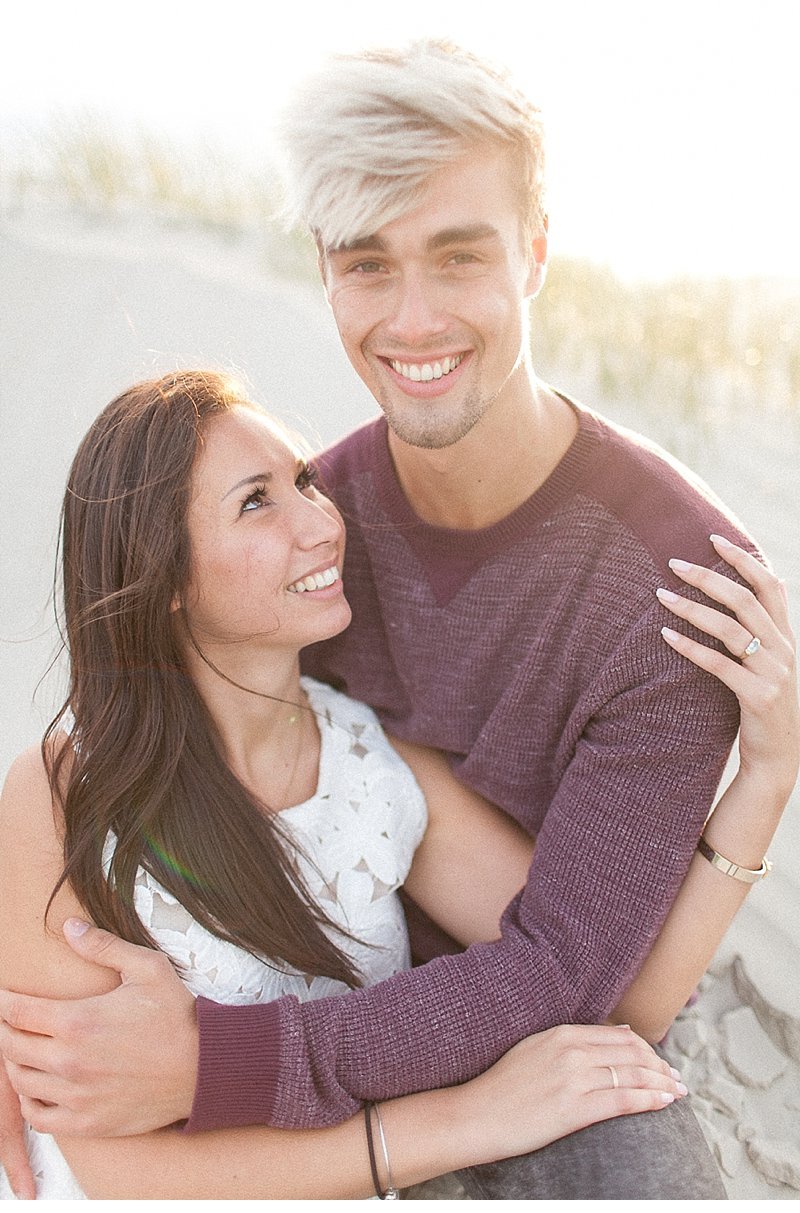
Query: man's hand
[[0, 919, 198, 1138], [0, 1057, 35, 1200]]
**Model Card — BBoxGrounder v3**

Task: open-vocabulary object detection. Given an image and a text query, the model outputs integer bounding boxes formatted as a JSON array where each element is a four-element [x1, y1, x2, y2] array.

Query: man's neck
[[387, 380, 578, 530]]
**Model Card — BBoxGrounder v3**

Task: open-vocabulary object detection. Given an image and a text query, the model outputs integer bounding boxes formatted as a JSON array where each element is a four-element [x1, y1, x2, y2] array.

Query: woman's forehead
[[200, 406, 304, 468]]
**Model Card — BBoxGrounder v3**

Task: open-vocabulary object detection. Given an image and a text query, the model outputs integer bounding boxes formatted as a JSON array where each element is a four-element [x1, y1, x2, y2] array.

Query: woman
[[0, 370, 796, 1198]]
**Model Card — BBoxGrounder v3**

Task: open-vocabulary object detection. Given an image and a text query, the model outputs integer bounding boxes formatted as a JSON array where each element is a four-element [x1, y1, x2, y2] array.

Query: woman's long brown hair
[[44, 370, 361, 987]]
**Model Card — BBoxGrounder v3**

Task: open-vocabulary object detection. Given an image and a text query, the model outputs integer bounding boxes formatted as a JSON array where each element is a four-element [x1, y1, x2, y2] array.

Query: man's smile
[[378, 351, 472, 398]]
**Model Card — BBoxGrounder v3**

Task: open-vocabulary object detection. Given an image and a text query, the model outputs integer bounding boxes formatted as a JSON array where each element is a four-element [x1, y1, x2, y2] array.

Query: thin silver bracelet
[[373, 1103, 400, 1199]]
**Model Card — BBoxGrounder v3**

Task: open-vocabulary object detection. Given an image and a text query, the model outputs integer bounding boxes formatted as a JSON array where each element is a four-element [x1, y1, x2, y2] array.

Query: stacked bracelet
[[697, 835, 772, 883], [364, 1102, 399, 1200]]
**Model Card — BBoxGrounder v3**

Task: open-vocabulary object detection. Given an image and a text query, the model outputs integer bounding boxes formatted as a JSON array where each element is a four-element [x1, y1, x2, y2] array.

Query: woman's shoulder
[[1, 733, 73, 830], [0, 735, 116, 998], [0, 735, 73, 898], [2, 743, 55, 836]]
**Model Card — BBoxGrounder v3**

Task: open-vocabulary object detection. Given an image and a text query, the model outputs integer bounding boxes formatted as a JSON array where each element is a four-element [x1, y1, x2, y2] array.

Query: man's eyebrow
[[222, 472, 272, 502], [428, 224, 500, 250], [329, 225, 501, 256], [328, 235, 387, 254]]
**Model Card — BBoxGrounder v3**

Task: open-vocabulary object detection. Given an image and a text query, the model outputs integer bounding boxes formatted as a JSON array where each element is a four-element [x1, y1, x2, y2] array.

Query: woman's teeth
[[287, 566, 340, 593]]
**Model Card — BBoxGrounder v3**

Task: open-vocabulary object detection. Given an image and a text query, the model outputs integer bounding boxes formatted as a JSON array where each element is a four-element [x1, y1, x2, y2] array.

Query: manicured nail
[[668, 559, 692, 573], [670, 1067, 682, 1080], [660, 1092, 676, 1103], [656, 587, 679, 603], [676, 1082, 688, 1096], [64, 917, 90, 937], [710, 533, 732, 548], [661, 626, 680, 641]]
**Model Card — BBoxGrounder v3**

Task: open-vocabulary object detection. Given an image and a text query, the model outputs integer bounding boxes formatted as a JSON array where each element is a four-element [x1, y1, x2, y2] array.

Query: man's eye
[[351, 260, 384, 274]]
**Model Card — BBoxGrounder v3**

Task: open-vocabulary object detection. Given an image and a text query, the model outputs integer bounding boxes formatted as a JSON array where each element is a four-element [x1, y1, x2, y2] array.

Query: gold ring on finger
[[741, 636, 761, 659], [606, 1064, 619, 1089]]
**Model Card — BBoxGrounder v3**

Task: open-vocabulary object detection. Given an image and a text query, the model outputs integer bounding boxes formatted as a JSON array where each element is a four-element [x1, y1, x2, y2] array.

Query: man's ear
[[524, 222, 548, 299]]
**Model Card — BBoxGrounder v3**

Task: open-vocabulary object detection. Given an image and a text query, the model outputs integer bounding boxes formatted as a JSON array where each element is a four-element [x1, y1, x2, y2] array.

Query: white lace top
[[2, 678, 427, 1200]]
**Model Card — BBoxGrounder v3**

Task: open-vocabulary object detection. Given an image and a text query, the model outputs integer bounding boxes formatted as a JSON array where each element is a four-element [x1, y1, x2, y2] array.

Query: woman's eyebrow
[[222, 472, 272, 502]]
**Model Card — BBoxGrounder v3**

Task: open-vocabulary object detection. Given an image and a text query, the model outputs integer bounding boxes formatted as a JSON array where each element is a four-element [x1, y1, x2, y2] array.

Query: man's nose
[[384, 273, 449, 346]]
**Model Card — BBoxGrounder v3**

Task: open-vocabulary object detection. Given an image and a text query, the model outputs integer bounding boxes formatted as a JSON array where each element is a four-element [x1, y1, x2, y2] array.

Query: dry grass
[[1, 113, 317, 279], [532, 259, 800, 455]]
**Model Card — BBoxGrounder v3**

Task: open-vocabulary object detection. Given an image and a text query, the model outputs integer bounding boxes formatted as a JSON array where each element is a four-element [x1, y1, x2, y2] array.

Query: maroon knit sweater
[[187, 399, 753, 1131]]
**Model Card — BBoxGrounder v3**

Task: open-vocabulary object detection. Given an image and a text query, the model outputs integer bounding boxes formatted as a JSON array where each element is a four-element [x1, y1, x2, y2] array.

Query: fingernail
[[676, 1081, 688, 1096], [710, 533, 732, 547], [660, 1092, 676, 1103], [656, 587, 679, 603], [64, 917, 90, 937], [661, 626, 680, 641], [668, 558, 692, 573], [670, 1067, 682, 1080]]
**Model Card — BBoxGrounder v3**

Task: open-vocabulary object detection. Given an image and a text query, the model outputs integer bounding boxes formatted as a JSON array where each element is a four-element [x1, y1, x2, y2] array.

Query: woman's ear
[[170, 592, 182, 613]]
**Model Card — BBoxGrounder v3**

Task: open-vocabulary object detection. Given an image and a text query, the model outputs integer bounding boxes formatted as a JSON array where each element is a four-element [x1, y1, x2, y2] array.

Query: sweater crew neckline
[[367, 396, 602, 562]]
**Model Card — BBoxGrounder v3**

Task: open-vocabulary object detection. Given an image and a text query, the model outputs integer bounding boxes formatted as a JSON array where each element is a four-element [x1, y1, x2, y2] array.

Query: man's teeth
[[287, 566, 340, 593], [389, 354, 464, 382]]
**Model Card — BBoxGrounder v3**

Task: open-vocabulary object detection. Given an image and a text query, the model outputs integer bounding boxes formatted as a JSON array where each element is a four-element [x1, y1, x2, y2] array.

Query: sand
[[1, 204, 798, 1199]]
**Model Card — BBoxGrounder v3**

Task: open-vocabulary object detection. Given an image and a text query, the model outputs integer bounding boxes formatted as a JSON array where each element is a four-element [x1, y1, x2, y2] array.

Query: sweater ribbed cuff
[[183, 996, 283, 1132]]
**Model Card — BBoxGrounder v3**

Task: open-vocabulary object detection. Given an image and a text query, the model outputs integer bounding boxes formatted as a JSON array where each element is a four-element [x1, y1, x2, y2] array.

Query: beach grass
[[1, 113, 317, 280]]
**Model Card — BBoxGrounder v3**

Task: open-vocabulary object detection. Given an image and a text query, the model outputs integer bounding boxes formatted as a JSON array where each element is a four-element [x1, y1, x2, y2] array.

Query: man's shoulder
[[570, 402, 759, 571]]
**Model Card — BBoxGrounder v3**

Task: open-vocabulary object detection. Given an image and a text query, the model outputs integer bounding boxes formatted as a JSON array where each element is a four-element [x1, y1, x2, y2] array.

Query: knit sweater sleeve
[[185, 601, 739, 1131]]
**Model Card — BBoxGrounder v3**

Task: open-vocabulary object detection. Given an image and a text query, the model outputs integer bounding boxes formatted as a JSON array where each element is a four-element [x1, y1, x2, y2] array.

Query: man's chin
[[379, 398, 485, 451]]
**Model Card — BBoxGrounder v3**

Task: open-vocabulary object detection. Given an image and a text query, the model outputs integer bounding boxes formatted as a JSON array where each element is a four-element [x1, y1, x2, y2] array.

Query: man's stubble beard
[[376, 383, 492, 451]]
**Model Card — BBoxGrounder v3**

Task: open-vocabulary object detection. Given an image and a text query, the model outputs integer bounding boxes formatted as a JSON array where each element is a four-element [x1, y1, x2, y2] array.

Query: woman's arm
[[394, 736, 534, 946], [611, 535, 798, 1040], [397, 537, 798, 1042], [0, 746, 681, 1198]]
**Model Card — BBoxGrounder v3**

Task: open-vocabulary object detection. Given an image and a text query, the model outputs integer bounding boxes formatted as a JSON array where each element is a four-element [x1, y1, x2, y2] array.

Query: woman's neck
[[181, 639, 319, 812]]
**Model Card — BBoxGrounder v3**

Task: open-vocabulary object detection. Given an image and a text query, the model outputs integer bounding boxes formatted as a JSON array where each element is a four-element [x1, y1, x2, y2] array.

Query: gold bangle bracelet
[[697, 835, 772, 883]]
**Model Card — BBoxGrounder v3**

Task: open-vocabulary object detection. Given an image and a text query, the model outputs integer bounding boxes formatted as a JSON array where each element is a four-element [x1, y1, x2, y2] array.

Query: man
[[0, 40, 746, 1197]]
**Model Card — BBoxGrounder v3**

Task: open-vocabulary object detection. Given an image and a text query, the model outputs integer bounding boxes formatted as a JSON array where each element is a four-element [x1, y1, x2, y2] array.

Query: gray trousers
[[457, 1093, 726, 1200]]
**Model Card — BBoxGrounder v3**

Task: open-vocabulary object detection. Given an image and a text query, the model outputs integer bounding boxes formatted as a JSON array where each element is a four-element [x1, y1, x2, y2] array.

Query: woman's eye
[[295, 464, 319, 492], [241, 485, 268, 512]]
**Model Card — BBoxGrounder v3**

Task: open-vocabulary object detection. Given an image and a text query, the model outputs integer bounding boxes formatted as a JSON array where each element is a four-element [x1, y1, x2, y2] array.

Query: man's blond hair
[[276, 39, 546, 250]]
